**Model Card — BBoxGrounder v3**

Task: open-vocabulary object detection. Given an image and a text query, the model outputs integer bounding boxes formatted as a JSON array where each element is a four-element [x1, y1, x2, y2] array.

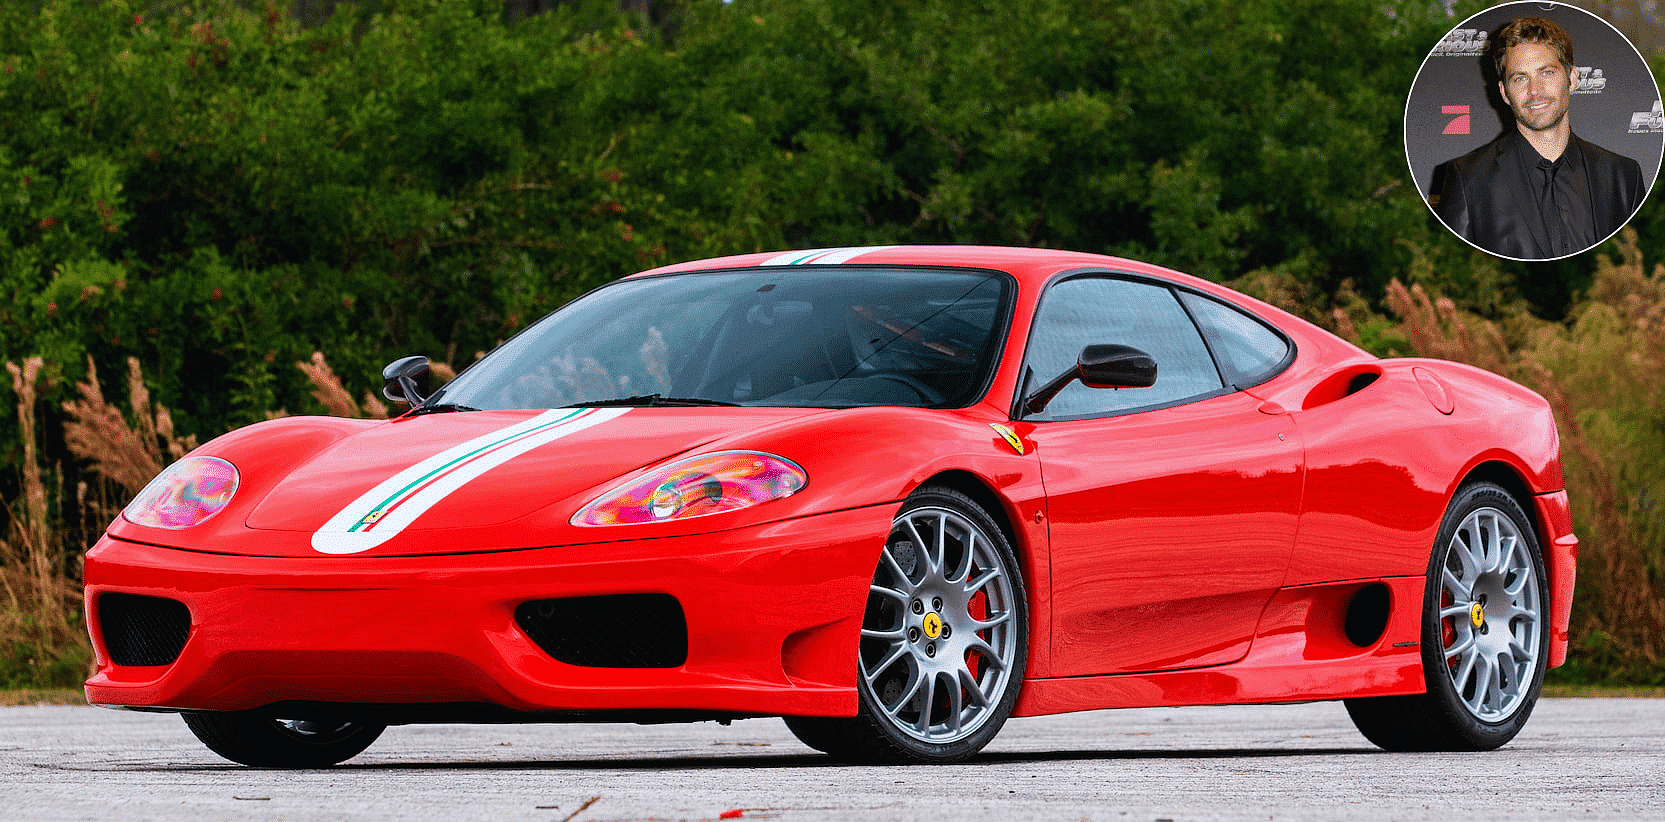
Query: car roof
[[632, 245, 1209, 292]]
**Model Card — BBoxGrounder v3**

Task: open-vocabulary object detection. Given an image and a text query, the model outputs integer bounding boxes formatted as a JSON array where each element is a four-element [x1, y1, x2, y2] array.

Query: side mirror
[[382, 355, 432, 405], [1077, 343, 1158, 390], [1022, 344, 1157, 415]]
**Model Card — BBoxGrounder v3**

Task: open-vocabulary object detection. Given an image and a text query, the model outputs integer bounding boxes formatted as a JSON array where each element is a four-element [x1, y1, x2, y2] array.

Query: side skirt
[[1014, 576, 1425, 716]]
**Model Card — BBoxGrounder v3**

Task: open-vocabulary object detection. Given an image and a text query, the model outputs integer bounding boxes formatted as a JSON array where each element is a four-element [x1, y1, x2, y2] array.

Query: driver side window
[[1024, 276, 1224, 419]]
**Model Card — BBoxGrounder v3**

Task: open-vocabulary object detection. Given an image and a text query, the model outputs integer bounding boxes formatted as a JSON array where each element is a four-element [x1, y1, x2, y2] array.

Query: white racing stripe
[[758, 246, 897, 266], [311, 407, 629, 555]]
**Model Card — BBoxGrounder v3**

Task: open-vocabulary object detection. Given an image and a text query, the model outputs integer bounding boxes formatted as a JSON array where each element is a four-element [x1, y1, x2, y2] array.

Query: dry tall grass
[[61, 357, 200, 495], [296, 352, 391, 419], [2, 358, 88, 686]]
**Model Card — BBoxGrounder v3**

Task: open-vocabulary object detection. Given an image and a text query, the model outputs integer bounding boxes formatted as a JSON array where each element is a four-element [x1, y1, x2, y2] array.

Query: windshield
[[432, 267, 1011, 410]]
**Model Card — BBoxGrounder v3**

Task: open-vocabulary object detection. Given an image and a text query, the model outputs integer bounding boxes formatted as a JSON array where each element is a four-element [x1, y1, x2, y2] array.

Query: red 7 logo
[[1442, 105, 1471, 135]]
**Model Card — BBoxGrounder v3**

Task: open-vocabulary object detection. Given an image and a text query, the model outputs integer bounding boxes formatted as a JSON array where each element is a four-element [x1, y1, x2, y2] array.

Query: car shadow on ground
[[84, 746, 1388, 773]]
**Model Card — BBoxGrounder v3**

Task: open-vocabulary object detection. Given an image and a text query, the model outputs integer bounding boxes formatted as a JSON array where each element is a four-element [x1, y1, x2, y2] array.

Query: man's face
[[1499, 41, 1576, 133]]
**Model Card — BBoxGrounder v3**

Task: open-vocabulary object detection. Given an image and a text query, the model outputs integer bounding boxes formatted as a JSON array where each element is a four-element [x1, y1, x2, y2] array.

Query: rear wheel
[[786, 487, 1027, 763], [1345, 482, 1548, 751], [183, 711, 385, 768]]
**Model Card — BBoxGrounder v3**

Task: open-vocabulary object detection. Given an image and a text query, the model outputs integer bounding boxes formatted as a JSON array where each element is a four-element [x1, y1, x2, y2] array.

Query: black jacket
[[1434, 129, 1644, 259]]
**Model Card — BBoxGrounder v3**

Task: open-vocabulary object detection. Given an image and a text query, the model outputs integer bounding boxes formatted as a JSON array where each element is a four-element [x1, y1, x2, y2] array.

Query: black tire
[[785, 486, 1027, 764], [182, 711, 385, 768], [1345, 482, 1549, 751]]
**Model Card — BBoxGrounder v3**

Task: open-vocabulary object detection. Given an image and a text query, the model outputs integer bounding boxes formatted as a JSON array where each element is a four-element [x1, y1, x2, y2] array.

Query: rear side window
[[1178, 291, 1292, 389]]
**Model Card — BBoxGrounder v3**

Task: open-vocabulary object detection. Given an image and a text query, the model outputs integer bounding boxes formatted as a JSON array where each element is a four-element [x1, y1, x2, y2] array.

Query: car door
[[1021, 275, 1304, 677]]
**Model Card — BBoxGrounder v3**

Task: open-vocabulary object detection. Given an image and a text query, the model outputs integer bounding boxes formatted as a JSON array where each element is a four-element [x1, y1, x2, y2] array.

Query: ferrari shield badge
[[990, 423, 1026, 455]]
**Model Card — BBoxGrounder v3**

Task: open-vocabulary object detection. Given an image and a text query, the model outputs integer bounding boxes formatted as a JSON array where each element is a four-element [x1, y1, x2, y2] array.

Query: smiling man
[[1434, 16, 1644, 260]]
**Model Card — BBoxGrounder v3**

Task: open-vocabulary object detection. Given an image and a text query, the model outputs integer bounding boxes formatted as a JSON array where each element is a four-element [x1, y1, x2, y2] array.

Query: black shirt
[[1519, 132, 1596, 258]]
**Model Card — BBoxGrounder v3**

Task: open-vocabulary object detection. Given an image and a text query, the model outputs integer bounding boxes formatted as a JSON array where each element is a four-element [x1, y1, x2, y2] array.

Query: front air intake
[[515, 593, 688, 669], [97, 592, 191, 666]]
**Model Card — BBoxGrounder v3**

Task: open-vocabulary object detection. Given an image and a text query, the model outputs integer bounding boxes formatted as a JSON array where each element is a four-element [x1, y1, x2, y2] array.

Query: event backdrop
[[1405, 1, 1664, 205]]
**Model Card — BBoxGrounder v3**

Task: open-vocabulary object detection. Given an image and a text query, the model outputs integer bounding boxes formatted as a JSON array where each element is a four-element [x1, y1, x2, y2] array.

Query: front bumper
[[84, 505, 893, 719]]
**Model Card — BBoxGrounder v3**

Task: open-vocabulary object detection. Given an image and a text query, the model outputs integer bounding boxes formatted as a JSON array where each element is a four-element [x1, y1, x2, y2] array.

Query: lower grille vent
[[98, 593, 191, 667], [515, 593, 688, 669]]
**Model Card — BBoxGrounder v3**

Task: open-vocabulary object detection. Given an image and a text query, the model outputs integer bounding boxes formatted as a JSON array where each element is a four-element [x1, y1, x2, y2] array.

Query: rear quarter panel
[[1284, 357, 1564, 587]]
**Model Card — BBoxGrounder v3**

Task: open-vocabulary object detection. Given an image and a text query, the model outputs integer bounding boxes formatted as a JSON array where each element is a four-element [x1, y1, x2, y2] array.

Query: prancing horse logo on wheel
[[922, 611, 944, 640]]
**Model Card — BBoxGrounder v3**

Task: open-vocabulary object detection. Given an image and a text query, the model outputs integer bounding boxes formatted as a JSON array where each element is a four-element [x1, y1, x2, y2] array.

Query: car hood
[[241, 406, 822, 554]]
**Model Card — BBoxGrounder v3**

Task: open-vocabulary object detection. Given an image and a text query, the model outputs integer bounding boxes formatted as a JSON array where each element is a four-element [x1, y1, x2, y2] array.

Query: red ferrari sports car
[[85, 246, 1576, 767]]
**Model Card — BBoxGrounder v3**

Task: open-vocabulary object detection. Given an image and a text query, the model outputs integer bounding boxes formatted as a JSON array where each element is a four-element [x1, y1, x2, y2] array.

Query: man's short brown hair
[[1491, 16, 1575, 79]]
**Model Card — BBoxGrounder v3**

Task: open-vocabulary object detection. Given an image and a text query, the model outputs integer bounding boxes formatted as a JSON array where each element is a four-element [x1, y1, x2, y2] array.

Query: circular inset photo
[[1406, 2, 1663, 261]]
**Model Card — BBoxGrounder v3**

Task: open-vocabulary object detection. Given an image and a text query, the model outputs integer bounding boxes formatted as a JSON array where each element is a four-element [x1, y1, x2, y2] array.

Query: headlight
[[573, 451, 807, 526], [122, 456, 239, 529]]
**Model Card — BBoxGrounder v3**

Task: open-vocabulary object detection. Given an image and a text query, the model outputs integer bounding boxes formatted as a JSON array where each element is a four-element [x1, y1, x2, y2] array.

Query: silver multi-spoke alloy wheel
[[861, 502, 1019, 745], [783, 486, 1027, 763], [1343, 481, 1549, 752], [1435, 505, 1543, 723]]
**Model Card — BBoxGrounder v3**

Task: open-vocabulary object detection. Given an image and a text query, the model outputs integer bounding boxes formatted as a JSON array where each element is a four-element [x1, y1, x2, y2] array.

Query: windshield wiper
[[407, 402, 481, 416], [569, 394, 740, 408]]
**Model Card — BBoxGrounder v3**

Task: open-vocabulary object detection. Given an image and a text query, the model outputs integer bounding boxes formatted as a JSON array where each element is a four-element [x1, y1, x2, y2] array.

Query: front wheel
[[1345, 482, 1548, 751], [786, 486, 1027, 764], [183, 711, 385, 768]]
